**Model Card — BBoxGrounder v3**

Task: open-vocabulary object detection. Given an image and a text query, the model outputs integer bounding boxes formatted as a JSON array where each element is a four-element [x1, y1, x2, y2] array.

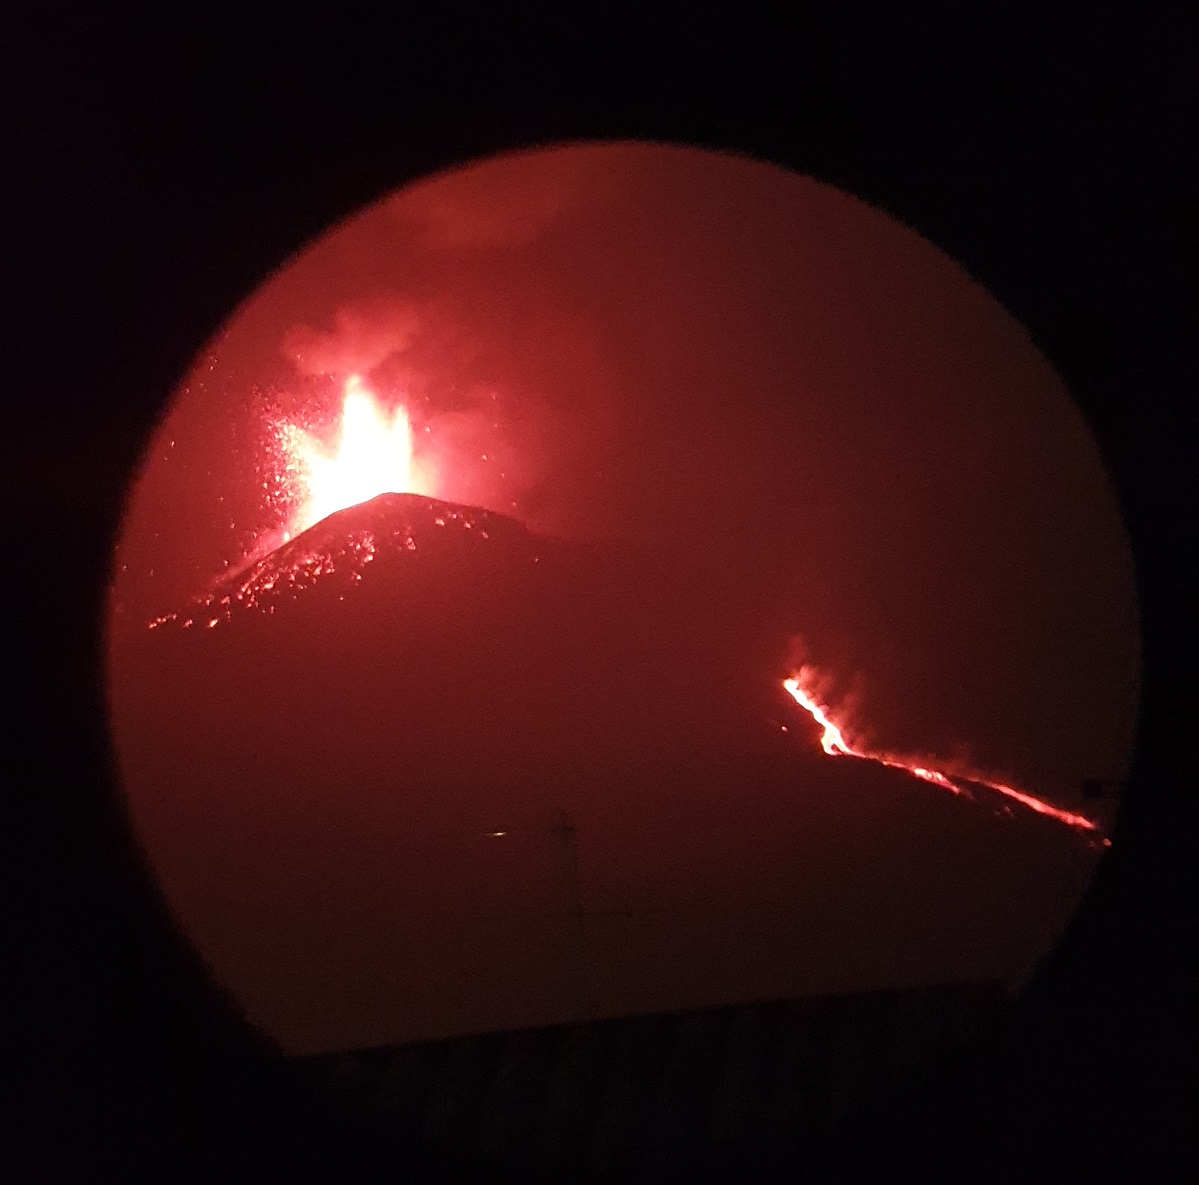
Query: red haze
[[107, 143, 1138, 1053]]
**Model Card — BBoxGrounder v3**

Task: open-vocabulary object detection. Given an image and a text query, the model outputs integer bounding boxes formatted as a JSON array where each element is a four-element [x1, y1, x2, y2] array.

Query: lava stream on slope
[[783, 674, 1108, 845]]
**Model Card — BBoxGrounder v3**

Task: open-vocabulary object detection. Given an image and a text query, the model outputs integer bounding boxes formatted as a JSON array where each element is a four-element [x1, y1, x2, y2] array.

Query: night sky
[[106, 143, 1138, 1055]]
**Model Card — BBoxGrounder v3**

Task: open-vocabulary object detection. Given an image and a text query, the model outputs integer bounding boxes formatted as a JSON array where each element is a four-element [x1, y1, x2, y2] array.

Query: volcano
[[117, 492, 767, 821], [148, 493, 539, 631], [109, 492, 1104, 1053]]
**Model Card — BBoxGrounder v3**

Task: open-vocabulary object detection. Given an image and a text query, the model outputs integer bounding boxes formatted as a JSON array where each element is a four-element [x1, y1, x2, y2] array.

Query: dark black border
[[5, 9, 1195, 1181]]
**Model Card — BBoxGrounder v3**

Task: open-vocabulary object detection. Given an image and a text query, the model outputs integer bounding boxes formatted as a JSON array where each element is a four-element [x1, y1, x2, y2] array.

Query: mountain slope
[[106, 492, 1102, 1053]]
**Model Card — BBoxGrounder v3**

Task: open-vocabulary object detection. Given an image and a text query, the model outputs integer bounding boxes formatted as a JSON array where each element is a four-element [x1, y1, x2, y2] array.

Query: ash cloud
[[281, 297, 422, 378]]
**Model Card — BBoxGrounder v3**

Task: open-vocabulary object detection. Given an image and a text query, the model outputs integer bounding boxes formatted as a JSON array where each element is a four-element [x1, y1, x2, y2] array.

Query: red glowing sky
[[112, 143, 1138, 794], [107, 143, 1139, 1052]]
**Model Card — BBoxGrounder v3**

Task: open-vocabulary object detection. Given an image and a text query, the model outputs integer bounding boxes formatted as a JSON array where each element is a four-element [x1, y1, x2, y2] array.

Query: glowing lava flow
[[283, 374, 430, 535], [782, 672, 1103, 836]]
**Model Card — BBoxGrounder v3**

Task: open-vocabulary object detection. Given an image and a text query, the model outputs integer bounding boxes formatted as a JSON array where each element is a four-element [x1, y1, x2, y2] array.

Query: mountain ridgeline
[[114, 492, 784, 805]]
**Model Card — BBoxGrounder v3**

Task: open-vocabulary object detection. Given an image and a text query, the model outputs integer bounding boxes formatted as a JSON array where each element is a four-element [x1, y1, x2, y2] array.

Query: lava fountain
[[783, 670, 1106, 840], [279, 374, 434, 536]]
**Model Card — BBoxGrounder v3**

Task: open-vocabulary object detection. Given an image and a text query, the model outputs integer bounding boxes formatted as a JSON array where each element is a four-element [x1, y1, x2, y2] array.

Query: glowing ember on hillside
[[782, 670, 1106, 839], [146, 493, 529, 632], [282, 375, 433, 535]]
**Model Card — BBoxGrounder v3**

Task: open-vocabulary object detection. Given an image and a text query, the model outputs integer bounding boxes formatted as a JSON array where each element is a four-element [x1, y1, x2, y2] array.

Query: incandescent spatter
[[148, 493, 538, 631]]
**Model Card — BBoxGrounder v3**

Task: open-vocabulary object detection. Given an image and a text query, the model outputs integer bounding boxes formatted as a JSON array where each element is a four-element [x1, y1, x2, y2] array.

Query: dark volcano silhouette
[[148, 493, 539, 631], [109, 492, 1102, 1053], [125, 492, 766, 794]]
